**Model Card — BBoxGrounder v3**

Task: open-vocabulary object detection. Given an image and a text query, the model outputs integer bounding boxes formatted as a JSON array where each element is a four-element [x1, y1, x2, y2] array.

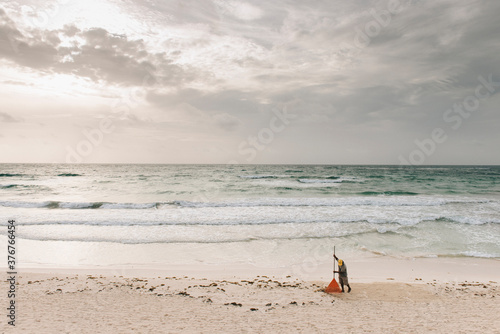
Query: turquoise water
[[1, 164, 499, 261]]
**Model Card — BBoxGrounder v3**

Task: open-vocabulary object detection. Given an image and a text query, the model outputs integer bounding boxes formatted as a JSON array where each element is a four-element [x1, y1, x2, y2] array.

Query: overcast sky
[[0, 0, 499, 164]]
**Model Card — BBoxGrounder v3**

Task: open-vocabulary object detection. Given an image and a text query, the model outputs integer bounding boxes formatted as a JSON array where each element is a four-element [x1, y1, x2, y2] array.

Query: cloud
[[0, 8, 26, 58], [212, 112, 241, 131], [2, 79, 34, 86], [0, 111, 22, 122], [214, 1, 264, 21], [0, 9, 189, 87]]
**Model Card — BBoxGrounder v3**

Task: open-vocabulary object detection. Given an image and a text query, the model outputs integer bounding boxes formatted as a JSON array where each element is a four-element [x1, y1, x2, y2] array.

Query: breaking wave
[[0, 197, 493, 210]]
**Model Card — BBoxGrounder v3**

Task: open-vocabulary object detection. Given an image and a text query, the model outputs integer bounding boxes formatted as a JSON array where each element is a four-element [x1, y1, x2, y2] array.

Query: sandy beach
[[3, 0, 500, 329], [3, 258, 499, 333]]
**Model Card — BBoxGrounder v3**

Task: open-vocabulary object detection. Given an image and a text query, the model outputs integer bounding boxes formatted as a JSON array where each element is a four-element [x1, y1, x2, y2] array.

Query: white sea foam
[[460, 251, 498, 258], [58, 202, 97, 209], [239, 175, 278, 179], [100, 203, 157, 209], [10, 221, 388, 244], [297, 179, 342, 183], [0, 196, 494, 210], [0, 200, 52, 208], [297, 176, 361, 184]]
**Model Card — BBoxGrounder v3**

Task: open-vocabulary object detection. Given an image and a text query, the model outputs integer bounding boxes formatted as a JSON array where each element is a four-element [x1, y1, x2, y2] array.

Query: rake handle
[[333, 246, 336, 279]]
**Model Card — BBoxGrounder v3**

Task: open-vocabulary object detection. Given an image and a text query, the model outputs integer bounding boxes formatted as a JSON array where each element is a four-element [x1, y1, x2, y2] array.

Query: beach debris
[[250, 308, 258, 311], [224, 302, 242, 307]]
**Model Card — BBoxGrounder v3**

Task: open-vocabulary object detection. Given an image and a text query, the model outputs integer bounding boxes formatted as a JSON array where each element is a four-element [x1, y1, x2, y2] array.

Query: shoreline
[[4, 238, 500, 331], [13, 256, 500, 283]]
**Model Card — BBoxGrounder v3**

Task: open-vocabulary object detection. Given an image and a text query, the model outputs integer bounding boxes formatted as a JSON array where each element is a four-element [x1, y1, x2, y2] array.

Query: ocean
[[1, 164, 499, 268]]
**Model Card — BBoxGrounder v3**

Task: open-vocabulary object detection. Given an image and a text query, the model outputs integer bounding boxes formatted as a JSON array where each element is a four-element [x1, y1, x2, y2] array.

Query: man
[[334, 254, 351, 293]]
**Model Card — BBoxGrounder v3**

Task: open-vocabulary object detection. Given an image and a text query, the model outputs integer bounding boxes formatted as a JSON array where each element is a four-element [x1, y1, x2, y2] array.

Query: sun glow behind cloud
[[13, 0, 147, 36]]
